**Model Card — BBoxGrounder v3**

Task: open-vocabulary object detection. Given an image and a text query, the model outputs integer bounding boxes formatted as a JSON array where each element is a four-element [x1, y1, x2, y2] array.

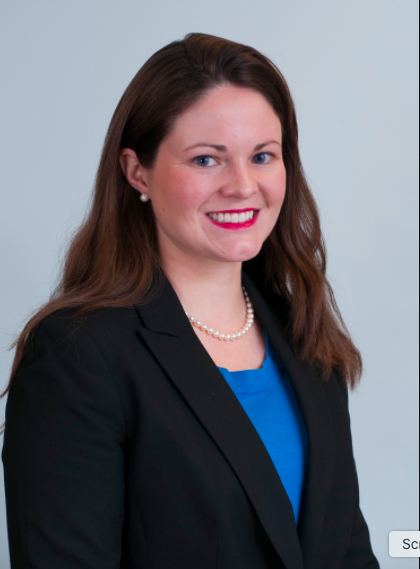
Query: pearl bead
[[185, 286, 254, 342]]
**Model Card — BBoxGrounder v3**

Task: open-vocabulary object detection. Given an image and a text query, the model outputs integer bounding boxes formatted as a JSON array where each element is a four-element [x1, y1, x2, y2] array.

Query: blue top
[[218, 333, 308, 523]]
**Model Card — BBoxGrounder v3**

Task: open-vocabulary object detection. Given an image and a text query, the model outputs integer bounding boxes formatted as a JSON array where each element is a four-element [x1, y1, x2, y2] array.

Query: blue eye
[[253, 153, 271, 164], [194, 156, 216, 167]]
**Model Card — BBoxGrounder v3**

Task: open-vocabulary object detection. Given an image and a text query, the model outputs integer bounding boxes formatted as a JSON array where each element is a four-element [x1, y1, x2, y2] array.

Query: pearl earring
[[140, 193, 150, 203]]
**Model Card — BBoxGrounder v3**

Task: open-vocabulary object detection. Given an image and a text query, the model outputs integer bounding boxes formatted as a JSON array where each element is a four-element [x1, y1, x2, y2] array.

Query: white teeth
[[208, 210, 257, 223]]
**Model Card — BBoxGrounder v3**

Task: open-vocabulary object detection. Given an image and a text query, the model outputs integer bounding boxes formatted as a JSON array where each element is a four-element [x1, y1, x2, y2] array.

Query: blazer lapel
[[242, 272, 337, 568], [135, 275, 304, 569]]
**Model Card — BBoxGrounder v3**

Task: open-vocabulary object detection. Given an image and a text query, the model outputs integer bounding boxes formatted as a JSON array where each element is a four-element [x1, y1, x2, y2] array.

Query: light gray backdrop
[[0, 1, 418, 567]]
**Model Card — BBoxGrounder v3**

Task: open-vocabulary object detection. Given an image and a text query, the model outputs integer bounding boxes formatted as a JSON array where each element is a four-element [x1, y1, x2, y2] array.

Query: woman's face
[[138, 84, 286, 267]]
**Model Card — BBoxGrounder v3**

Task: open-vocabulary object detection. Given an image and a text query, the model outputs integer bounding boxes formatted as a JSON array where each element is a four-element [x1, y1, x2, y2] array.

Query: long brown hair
[[3, 33, 362, 402]]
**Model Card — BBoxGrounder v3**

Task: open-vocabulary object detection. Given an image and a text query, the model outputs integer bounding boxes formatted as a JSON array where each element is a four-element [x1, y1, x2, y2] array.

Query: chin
[[219, 242, 263, 263]]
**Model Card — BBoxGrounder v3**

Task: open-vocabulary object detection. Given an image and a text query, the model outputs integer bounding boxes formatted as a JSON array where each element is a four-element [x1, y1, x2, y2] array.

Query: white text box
[[389, 531, 420, 558]]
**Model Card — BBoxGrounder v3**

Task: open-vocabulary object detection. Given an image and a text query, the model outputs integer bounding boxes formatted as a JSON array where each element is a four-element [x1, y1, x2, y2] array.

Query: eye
[[193, 155, 217, 167], [253, 152, 273, 164]]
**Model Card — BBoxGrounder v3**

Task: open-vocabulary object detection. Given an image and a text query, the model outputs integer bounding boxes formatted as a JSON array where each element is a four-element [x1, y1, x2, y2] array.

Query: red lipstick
[[207, 209, 259, 230]]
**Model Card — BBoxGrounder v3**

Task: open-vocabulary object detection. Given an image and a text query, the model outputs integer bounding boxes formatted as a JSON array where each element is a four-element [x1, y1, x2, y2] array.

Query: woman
[[2, 33, 380, 568]]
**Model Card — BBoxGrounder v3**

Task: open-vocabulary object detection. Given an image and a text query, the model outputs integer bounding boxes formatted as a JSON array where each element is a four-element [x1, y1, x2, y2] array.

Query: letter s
[[403, 539, 411, 550]]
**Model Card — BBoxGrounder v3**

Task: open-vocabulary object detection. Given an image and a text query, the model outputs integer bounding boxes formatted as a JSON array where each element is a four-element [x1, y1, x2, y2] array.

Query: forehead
[[167, 84, 282, 147]]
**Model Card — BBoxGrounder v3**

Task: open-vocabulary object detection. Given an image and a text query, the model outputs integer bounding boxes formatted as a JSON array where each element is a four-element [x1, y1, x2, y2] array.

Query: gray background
[[0, 0, 418, 567]]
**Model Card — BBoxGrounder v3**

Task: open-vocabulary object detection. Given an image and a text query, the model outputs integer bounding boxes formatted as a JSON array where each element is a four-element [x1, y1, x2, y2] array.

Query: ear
[[119, 148, 150, 194]]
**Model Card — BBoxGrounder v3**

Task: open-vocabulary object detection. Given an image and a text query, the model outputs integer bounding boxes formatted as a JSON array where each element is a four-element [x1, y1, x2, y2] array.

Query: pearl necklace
[[185, 286, 254, 341]]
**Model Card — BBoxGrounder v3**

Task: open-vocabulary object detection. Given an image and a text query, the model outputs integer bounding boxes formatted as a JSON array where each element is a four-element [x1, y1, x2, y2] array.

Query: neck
[[160, 252, 247, 333]]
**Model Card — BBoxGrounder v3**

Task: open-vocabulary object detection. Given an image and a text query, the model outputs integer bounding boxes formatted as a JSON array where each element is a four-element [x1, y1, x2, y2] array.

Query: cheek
[[279, 167, 288, 201], [154, 168, 213, 215], [267, 168, 287, 209]]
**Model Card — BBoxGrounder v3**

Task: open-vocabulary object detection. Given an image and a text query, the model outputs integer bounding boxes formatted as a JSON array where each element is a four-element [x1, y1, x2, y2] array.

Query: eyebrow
[[184, 140, 282, 152]]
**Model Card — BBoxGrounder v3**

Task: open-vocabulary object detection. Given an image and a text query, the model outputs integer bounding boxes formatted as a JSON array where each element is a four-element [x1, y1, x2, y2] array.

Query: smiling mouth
[[206, 209, 259, 223], [206, 209, 260, 229]]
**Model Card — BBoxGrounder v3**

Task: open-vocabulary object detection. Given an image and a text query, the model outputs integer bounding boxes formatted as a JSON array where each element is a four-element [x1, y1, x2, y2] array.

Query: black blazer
[[2, 271, 379, 569]]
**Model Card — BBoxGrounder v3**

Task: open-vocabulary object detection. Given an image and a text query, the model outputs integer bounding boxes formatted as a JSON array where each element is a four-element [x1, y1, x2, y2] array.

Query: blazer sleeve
[[340, 385, 380, 569], [2, 314, 126, 569]]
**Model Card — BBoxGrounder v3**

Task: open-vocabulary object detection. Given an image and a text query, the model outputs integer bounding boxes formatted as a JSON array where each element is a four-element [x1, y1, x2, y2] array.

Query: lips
[[206, 209, 259, 230], [207, 210, 257, 224]]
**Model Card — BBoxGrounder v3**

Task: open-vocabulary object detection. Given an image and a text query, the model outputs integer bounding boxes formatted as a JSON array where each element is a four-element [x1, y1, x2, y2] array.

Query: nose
[[220, 161, 258, 199]]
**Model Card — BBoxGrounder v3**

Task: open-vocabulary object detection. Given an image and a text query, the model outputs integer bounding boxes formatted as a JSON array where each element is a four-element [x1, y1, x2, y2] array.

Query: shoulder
[[6, 308, 129, 457], [21, 305, 141, 376], [31, 305, 140, 344], [9, 306, 136, 428]]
